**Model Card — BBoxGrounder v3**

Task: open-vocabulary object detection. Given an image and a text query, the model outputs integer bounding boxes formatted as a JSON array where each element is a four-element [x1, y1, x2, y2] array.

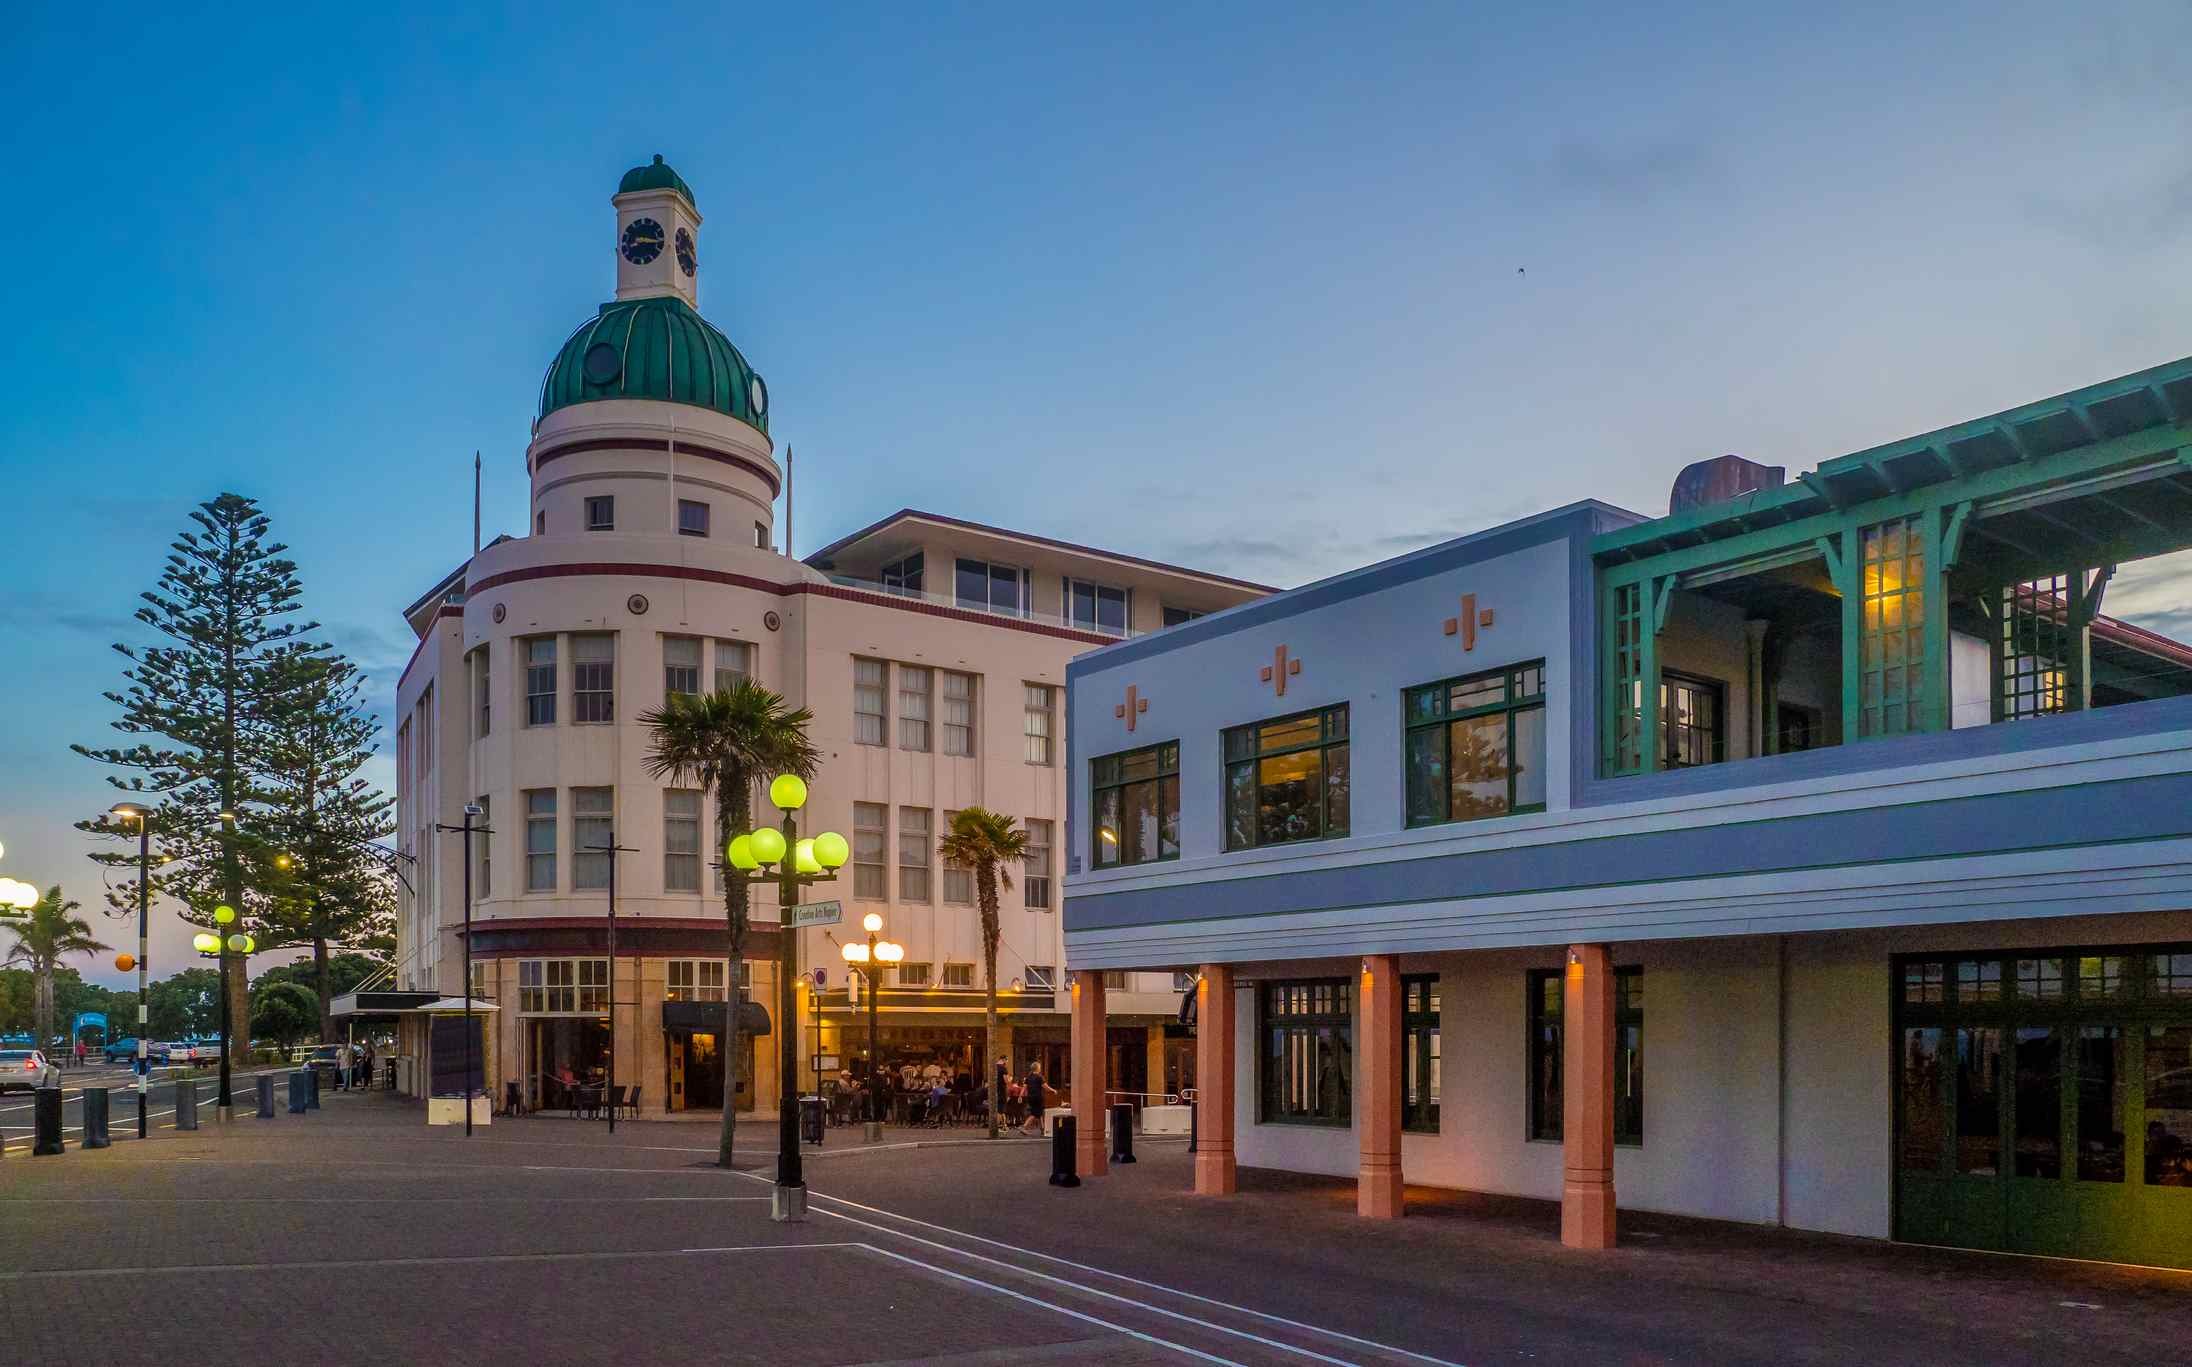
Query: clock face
[[749, 374, 768, 416], [675, 227, 697, 277], [620, 217, 665, 265]]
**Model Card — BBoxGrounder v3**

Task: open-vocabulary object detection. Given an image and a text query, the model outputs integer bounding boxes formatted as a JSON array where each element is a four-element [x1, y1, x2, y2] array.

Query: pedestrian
[[1021, 1063, 1045, 1137], [336, 1041, 352, 1091], [74, 1039, 86, 1069], [993, 1058, 1009, 1129]]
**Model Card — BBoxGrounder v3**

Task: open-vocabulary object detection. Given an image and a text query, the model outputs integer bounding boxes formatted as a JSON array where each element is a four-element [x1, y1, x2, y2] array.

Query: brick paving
[[0, 1088, 2185, 1365]]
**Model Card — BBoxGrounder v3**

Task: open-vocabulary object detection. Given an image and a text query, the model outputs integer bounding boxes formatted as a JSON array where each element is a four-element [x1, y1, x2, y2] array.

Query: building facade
[[1064, 358, 2192, 1269], [391, 158, 1263, 1118]]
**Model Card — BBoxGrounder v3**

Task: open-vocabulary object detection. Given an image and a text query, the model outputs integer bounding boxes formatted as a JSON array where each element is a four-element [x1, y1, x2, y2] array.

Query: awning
[[330, 990, 442, 1018], [417, 997, 500, 1014], [662, 999, 771, 1037]]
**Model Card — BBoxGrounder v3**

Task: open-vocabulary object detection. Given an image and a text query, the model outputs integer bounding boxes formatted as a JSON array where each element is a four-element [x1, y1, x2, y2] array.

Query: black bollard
[[306, 1067, 321, 1110], [256, 1074, 275, 1118], [83, 1088, 111, 1149], [288, 1070, 309, 1114], [32, 1086, 64, 1156], [174, 1079, 198, 1131], [1048, 1113, 1080, 1187], [1110, 1102, 1137, 1164], [1188, 1098, 1198, 1154]]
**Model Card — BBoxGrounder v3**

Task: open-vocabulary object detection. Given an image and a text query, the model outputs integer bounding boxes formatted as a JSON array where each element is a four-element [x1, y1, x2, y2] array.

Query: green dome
[[617, 154, 696, 208], [538, 296, 769, 435]]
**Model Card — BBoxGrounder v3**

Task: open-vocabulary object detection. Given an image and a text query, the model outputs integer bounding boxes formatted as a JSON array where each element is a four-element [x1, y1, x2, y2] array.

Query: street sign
[[787, 899, 842, 929]]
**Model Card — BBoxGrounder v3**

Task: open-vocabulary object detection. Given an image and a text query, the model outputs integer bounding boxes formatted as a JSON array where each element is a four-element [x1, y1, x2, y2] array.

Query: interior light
[[1099, 827, 1119, 845]]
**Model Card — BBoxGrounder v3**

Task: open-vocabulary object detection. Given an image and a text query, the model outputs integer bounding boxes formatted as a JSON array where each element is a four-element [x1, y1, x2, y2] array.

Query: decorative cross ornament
[[1259, 644, 1302, 696], [1114, 684, 1149, 731], [1443, 593, 1496, 651]]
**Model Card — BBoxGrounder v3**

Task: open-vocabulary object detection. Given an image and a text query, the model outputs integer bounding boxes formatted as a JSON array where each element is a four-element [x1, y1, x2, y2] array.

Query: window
[[1223, 705, 1350, 850], [1403, 975, 1440, 1134], [576, 959, 609, 1012], [1162, 605, 1204, 628], [585, 495, 614, 531], [1173, 971, 1199, 992], [1103, 971, 1130, 991], [678, 499, 710, 537], [715, 639, 753, 694], [1260, 979, 1352, 1126], [476, 796, 491, 897], [417, 687, 434, 775], [525, 637, 557, 726], [954, 558, 1023, 615], [941, 671, 975, 756], [1528, 966, 1643, 1144], [1660, 673, 1724, 769], [572, 787, 614, 890], [1091, 741, 1180, 868], [897, 666, 932, 751], [1023, 685, 1055, 765], [853, 803, 887, 900], [899, 807, 931, 901], [1067, 578, 1129, 636], [1023, 818, 1053, 909], [881, 553, 923, 595], [667, 960, 727, 1002], [519, 961, 544, 1012], [535, 509, 546, 535], [943, 963, 974, 988], [1404, 663, 1546, 827], [572, 634, 614, 723], [1858, 515, 1926, 737], [524, 790, 557, 891], [754, 521, 769, 550], [469, 959, 492, 1002], [854, 658, 887, 746], [518, 959, 608, 1014], [942, 811, 973, 904], [664, 636, 702, 700], [897, 962, 933, 988], [1024, 964, 1055, 990], [664, 790, 701, 892], [469, 647, 490, 738]]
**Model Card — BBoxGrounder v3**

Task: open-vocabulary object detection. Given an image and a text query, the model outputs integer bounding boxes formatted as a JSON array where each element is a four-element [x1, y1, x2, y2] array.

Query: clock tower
[[613, 154, 702, 308]]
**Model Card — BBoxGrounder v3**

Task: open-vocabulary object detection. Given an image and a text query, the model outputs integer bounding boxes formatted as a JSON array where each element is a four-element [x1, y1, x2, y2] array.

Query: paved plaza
[[0, 1088, 2186, 1365]]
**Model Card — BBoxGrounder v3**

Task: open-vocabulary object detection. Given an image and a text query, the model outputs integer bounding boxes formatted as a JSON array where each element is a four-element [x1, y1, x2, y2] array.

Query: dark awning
[[330, 990, 442, 1019], [661, 999, 771, 1037]]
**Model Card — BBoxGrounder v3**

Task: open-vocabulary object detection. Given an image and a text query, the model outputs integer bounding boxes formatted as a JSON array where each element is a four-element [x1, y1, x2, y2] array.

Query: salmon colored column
[[1070, 971, 1109, 1177], [1560, 943, 1618, 1249], [1194, 963, 1237, 1195], [1357, 955, 1404, 1218]]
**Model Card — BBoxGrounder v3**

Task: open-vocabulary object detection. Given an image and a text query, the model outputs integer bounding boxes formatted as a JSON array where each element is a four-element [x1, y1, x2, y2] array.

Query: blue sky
[[6, 2, 2192, 980]]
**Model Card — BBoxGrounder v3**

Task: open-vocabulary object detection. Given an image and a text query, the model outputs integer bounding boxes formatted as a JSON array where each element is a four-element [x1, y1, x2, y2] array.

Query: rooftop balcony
[[823, 574, 1150, 639]]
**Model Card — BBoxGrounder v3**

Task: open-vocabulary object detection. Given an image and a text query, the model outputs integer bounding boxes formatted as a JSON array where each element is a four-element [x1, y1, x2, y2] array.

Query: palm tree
[[640, 680, 819, 1168], [938, 807, 1028, 1138], [3, 887, 109, 1052]]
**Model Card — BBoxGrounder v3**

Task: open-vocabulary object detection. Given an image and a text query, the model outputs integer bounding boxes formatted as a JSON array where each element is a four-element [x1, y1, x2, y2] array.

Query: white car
[[161, 1041, 200, 1065], [0, 1049, 57, 1093], [190, 1039, 223, 1064]]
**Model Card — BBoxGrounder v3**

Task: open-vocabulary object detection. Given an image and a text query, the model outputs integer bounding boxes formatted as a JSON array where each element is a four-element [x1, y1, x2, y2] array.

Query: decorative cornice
[[531, 436, 781, 497]]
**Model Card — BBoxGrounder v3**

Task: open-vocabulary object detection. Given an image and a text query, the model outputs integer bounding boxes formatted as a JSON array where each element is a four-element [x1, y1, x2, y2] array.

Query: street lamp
[[723, 772, 847, 1222], [840, 910, 903, 1143], [108, 803, 155, 1137], [206, 902, 252, 1113]]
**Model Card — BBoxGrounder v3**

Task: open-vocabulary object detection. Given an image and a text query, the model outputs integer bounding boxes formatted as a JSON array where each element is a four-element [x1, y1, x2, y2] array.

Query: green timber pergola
[[1593, 355, 2192, 776]]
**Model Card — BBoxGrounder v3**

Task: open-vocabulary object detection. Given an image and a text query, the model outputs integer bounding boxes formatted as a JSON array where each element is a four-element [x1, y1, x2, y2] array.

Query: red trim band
[[531, 436, 781, 497]]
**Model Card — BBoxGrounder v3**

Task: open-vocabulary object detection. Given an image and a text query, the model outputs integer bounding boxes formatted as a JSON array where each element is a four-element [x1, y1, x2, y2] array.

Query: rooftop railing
[[823, 575, 1147, 639]]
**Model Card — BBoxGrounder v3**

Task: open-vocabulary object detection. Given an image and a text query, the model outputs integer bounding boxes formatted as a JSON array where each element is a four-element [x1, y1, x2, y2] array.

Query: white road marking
[[0, 1244, 856, 1279]]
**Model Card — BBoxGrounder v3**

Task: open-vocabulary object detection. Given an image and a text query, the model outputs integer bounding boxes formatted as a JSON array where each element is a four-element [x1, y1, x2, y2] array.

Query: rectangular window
[[678, 499, 710, 537], [585, 495, 615, 531], [1103, 971, 1130, 991], [897, 666, 932, 752], [1899, 1025, 1944, 1170], [519, 960, 545, 1013], [577, 958, 609, 1013], [899, 807, 931, 902], [1173, 971, 1199, 992], [663, 636, 702, 701], [525, 637, 557, 726], [1528, 966, 1643, 1144], [572, 787, 613, 890], [1404, 662, 1546, 826], [941, 811, 973, 904], [2078, 1025, 2126, 1183], [1024, 964, 1055, 991], [1859, 515, 1926, 737], [1090, 741, 1180, 868], [1162, 605, 1204, 628], [1223, 705, 1350, 850], [954, 558, 1024, 615], [1023, 818, 1053, 910], [853, 658, 887, 746], [2146, 1025, 2192, 1186], [1403, 975, 1440, 1134], [469, 959, 491, 1002], [1660, 672, 1725, 769], [715, 639, 753, 694], [2011, 1026, 2061, 1178], [754, 521, 769, 550], [524, 790, 557, 891], [664, 789, 701, 892], [941, 671, 975, 756], [1066, 578, 1129, 636], [1260, 978, 1353, 1126], [572, 634, 614, 724], [881, 553, 923, 595], [897, 961, 932, 988], [1955, 1026, 2003, 1174], [942, 963, 974, 988], [1023, 684, 1055, 765], [667, 960, 728, 1002], [853, 802, 887, 901], [535, 509, 546, 535], [476, 796, 491, 897], [470, 647, 490, 738]]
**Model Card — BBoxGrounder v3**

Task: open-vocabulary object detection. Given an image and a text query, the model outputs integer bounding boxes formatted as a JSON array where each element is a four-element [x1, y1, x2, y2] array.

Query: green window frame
[[1858, 514, 1926, 737], [1402, 974, 1441, 1134], [1404, 662, 1547, 827], [1527, 966, 1642, 1145], [1659, 671, 1725, 769], [1259, 977, 1353, 1126], [1090, 740, 1180, 869], [1223, 704, 1350, 850]]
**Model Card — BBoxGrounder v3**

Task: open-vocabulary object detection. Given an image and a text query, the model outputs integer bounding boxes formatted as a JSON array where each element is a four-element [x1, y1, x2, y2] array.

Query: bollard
[[1110, 1102, 1137, 1164], [174, 1080, 198, 1131], [288, 1070, 309, 1114], [1048, 1113, 1080, 1187], [1188, 1098, 1198, 1155], [83, 1088, 111, 1149], [256, 1074, 275, 1119], [32, 1086, 64, 1156], [306, 1067, 321, 1110]]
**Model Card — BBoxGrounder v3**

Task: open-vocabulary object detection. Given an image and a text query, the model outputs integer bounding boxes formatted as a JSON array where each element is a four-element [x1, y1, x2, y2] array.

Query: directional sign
[[788, 899, 843, 929]]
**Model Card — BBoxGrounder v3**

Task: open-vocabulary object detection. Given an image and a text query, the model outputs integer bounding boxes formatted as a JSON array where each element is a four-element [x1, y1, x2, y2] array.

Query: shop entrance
[[528, 1017, 611, 1111], [1893, 945, 2192, 1269]]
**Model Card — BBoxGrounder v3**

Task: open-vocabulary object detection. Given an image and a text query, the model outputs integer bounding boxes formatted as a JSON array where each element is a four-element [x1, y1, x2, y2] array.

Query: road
[[0, 1064, 292, 1154]]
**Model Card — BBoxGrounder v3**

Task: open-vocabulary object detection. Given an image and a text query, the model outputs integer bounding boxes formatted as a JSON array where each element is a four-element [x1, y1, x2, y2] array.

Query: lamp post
[[196, 903, 252, 1119], [434, 806, 491, 1136], [840, 911, 902, 1143], [107, 804, 154, 1137], [580, 827, 638, 1135], [724, 774, 849, 1222]]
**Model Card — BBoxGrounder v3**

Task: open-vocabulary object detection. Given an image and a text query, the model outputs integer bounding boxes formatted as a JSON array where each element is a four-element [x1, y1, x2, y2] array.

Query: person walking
[[993, 1058, 1009, 1132], [74, 1039, 86, 1069], [1020, 1063, 1045, 1137]]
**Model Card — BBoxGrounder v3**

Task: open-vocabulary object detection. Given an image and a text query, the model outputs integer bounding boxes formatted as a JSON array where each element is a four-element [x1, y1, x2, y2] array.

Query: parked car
[[103, 1038, 171, 1066], [160, 1041, 199, 1065], [0, 1049, 57, 1093], [189, 1039, 223, 1064]]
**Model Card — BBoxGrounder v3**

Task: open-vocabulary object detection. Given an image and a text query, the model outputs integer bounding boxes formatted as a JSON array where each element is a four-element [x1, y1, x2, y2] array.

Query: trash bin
[[799, 1094, 826, 1146]]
